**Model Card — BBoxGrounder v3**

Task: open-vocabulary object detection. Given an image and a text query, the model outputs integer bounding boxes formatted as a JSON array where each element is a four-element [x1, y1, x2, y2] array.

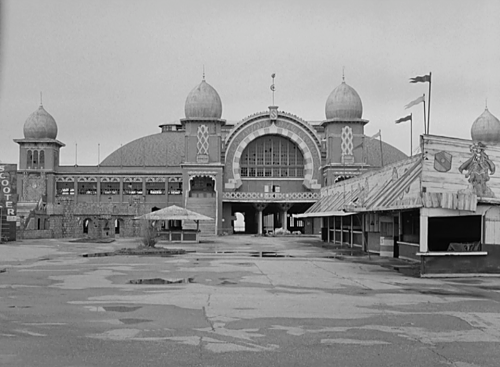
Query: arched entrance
[[189, 176, 215, 198], [114, 218, 124, 237], [234, 212, 245, 233], [83, 218, 91, 234]]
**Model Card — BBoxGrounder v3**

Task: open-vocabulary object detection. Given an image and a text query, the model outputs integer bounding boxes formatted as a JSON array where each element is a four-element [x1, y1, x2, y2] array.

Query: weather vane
[[270, 73, 276, 105]]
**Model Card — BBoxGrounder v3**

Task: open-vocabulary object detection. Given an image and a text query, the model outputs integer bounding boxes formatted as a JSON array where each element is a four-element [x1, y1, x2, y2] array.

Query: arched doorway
[[234, 212, 245, 233], [83, 218, 91, 234], [189, 176, 215, 198], [114, 218, 124, 237]]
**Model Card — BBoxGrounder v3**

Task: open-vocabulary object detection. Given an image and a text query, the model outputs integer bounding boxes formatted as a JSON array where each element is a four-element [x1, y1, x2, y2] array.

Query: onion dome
[[325, 81, 363, 120], [471, 107, 500, 144], [23, 105, 58, 139], [184, 79, 222, 119]]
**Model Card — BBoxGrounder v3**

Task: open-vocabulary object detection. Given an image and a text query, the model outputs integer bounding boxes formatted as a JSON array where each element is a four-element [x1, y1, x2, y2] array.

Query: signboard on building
[[0, 164, 17, 241]]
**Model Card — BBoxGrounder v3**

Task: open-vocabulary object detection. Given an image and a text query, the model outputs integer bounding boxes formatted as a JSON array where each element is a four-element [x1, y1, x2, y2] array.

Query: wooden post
[[427, 72, 432, 134], [350, 215, 353, 248], [327, 216, 330, 243], [420, 210, 428, 252], [340, 216, 343, 246]]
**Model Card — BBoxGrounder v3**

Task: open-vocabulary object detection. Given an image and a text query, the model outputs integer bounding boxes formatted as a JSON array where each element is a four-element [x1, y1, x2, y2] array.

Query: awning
[[134, 205, 213, 221], [293, 211, 356, 218]]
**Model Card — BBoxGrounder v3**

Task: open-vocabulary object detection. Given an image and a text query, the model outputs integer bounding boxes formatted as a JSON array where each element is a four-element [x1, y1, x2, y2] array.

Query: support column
[[279, 203, 293, 232], [74, 179, 78, 203], [97, 180, 101, 203], [254, 203, 267, 235], [258, 209, 263, 235], [119, 179, 123, 203]]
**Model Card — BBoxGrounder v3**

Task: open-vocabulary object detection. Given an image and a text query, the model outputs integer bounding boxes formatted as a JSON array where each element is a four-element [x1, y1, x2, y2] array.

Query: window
[[240, 135, 305, 178], [428, 215, 481, 252], [101, 182, 120, 195], [78, 182, 97, 195], [146, 182, 165, 195], [168, 181, 182, 195], [56, 182, 74, 195], [39, 150, 45, 168], [124, 182, 143, 195]]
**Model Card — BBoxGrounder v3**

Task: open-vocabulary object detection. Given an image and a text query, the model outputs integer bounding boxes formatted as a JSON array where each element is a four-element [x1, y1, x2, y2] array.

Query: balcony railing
[[223, 191, 319, 202]]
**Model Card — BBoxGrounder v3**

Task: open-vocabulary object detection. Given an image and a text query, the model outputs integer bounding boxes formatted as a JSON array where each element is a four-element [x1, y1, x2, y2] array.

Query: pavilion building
[[10, 75, 406, 240]]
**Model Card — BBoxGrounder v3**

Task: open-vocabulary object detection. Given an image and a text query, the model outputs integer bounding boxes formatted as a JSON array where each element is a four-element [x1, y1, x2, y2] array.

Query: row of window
[[56, 182, 183, 196], [240, 136, 305, 178], [241, 167, 304, 178], [27, 150, 45, 169]]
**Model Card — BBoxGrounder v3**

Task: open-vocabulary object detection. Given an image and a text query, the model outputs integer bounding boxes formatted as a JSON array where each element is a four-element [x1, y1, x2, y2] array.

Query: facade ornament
[[196, 124, 209, 164], [458, 142, 496, 197]]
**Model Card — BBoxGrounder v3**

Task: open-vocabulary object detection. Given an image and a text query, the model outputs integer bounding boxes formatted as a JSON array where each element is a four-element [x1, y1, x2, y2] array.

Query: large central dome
[[184, 79, 222, 119], [325, 81, 363, 120]]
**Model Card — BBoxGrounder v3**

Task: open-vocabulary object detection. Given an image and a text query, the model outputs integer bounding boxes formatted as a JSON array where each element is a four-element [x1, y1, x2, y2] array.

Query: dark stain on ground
[[220, 280, 238, 285], [412, 289, 486, 298], [478, 285, 500, 291], [119, 318, 152, 325], [103, 306, 142, 312], [445, 279, 483, 284], [129, 278, 194, 284], [8, 305, 31, 308], [83, 248, 187, 258], [250, 252, 293, 258]]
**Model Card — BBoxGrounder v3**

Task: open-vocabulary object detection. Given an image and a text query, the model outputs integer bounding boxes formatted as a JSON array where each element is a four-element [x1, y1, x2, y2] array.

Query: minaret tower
[[14, 101, 65, 203], [321, 75, 369, 185], [180, 76, 225, 234]]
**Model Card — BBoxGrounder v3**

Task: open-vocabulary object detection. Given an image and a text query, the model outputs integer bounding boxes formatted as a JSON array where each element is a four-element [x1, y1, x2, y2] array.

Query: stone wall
[[20, 229, 52, 239]]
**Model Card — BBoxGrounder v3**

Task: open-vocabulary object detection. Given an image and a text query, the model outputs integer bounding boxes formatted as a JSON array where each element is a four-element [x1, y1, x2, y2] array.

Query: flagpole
[[410, 113, 413, 157], [427, 72, 432, 134], [379, 129, 384, 167], [423, 94, 427, 134]]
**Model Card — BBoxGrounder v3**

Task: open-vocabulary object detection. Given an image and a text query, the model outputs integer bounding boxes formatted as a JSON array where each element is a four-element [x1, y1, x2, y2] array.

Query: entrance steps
[[185, 197, 217, 236]]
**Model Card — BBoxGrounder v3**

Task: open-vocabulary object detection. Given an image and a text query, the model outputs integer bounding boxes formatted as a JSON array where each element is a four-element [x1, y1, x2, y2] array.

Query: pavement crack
[[203, 297, 215, 332], [310, 260, 371, 290], [253, 262, 275, 288]]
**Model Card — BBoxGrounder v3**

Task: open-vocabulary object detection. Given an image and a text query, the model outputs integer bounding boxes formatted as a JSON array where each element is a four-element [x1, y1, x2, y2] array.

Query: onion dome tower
[[184, 79, 223, 120], [322, 78, 369, 164], [471, 106, 500, 145], [14, 102, 65, 203], [23, 105, 58, 140], [320, 74, 374, 186], [180, 76, 225, 237], [181, 77, 225, 165], [325, 80, 364, 121]]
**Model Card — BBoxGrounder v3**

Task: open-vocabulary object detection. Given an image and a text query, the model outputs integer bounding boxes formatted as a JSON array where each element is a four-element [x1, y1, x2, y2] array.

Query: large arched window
[[240, 135, 304, 178]]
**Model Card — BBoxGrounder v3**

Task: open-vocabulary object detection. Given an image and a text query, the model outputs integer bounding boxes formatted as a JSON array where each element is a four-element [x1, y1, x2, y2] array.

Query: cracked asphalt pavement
[[1, 235, 500, 366]]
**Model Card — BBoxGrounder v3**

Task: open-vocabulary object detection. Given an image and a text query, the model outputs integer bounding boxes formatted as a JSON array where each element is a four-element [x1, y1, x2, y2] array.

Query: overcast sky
[[1, 0, 499, 165]]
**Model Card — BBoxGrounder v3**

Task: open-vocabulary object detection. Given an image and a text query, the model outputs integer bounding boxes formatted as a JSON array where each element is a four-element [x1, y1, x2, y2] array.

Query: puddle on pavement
[[102, 306, 142, 313], [8, 305, 31, 308], [250, 251, 293, 258], [129, 278, 194, 285], [220, 280, 238, 285], [414, 289, 486, 298], [119, 318, 152, 325]]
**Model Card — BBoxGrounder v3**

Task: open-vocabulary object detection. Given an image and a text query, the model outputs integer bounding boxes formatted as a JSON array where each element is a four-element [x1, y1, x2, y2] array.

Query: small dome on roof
[[325, 81, 363, 120], [471, 107, 500, 144], [24, 105, 58, 139], [185, 79, 222, 119]]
